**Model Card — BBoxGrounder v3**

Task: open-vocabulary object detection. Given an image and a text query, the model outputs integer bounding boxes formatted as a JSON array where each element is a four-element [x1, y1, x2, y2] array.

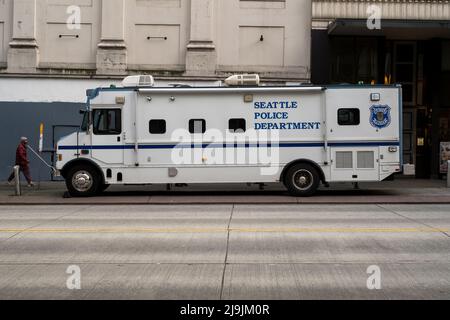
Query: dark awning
[[328, 19, 450, 39]]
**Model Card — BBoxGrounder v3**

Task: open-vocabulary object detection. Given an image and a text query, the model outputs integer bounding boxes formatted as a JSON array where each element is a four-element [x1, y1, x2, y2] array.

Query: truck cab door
[[90, 107, 124, 164]]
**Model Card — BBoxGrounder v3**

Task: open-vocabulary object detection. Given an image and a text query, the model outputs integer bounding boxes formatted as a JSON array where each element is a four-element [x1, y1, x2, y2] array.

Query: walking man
[[8, 137, 34, 187]]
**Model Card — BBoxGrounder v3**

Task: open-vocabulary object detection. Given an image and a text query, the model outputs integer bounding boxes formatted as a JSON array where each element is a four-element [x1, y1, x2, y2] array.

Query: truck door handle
[[117, 136, 121, 142]]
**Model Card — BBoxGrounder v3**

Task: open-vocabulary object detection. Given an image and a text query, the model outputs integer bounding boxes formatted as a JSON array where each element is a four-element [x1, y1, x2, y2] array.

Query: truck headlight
[[388, 147, 398, 153]]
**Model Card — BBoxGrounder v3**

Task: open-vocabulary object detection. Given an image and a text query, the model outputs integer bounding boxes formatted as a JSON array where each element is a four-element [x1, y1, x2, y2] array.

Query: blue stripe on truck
[[58, 141, 400, 150]]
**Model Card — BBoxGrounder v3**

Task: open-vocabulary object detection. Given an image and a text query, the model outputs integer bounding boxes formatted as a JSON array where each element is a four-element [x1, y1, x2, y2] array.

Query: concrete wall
[[0, 102, 84, 181]]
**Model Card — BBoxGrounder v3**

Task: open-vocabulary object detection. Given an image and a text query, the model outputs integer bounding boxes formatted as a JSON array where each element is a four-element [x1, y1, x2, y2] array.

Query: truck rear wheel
[[284, 163, 320, 197], [66, 165, 101, 197]]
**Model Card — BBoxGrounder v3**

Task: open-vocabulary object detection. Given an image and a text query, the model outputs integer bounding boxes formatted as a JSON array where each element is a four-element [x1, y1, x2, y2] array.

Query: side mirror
[[79, 109, 86, 115]]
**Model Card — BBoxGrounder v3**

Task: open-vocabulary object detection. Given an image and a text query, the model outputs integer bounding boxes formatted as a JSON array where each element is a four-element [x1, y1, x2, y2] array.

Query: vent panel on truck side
[[357, 151, 375, 169], [336, 151, 353, 169]]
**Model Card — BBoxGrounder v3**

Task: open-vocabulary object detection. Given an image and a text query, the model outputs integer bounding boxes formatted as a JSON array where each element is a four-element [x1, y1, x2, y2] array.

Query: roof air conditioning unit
[[225, 74, 260, 86], [122, 75, 155, 87]]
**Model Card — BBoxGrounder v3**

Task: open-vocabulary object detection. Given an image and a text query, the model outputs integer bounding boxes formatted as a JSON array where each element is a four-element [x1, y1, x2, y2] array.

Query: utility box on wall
[[403, 164, 416, 176]]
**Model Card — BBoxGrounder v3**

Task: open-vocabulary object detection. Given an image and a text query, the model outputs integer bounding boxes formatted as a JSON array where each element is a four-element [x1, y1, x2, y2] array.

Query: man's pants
[[8, 166, 32, 184]]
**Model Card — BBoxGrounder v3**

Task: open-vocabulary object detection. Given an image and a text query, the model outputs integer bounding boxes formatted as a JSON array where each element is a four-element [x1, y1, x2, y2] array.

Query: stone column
[[185, 0, 216, 76], [96, 0, 127, 75], [7, 0, 39, 73]]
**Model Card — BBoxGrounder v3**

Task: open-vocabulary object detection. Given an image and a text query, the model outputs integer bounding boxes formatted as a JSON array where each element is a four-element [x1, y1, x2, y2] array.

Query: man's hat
[[20, 137, 28, 142]]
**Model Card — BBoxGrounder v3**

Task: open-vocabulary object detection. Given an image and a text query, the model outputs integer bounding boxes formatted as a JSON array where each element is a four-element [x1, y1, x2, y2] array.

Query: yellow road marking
[[0, 227, 447, 234]]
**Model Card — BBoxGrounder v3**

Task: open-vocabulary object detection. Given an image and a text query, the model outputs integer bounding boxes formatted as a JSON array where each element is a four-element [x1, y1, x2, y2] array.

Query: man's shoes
[[7, 180, 13, 186], [27, 182, 35, 187]]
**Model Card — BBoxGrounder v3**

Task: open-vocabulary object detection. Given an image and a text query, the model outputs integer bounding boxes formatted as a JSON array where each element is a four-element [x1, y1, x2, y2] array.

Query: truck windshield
[[80, 112, 89, 132]]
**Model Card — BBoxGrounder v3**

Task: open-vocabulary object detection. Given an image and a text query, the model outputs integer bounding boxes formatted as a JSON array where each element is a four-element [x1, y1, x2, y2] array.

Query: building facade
[[311, 0, 450, 178], [0, 0, 311, 81]]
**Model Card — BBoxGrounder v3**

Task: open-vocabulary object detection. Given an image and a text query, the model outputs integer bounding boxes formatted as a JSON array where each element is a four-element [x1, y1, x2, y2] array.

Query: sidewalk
[[1, 177, 450, 205]]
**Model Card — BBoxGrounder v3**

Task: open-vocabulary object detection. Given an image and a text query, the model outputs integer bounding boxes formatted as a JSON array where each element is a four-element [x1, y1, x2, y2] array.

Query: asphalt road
[[0, 204, 449, 300]]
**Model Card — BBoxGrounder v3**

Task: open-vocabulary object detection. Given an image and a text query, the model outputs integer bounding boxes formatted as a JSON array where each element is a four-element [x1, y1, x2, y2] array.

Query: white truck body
[[56, 79, 402, 196]]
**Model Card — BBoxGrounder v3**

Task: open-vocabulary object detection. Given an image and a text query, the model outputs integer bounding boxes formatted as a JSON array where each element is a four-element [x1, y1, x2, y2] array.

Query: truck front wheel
[[284, 163, 320, 197], [66, 165, 101, 197]]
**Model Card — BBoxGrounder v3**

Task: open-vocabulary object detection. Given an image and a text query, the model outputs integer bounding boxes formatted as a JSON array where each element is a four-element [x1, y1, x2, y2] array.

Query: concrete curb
[[2, 180, 450, 205], [2, 196, 450, 205], [2, 203, 450, 206]]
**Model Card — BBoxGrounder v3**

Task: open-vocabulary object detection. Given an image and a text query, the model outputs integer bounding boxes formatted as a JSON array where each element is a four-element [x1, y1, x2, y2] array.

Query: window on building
[[394, 42, 416, 105], [149, 120, 166, 134], [93, 109, 122, 135], [229, 118, 247, 133], [189, 119, 206, 134], [338, 109, 360, 126], [331, 37, 378, 84], [442, 41, 450, 71]]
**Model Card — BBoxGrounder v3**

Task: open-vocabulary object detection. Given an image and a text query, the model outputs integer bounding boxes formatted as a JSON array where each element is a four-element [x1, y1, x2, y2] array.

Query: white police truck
[[55, 75, 402, 197]]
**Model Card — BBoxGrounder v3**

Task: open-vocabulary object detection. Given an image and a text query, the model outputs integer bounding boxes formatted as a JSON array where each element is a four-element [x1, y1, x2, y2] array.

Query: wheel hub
[[72, 171, 93, 192], [293, 169, 313, 190]]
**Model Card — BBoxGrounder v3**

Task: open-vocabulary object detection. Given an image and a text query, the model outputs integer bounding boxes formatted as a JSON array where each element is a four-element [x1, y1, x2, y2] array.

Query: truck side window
[[149, 120, 166, 134], [229, 118, 246, 133], [338, 108, 360, 126], [189, 119, 206, 134], [93, 109, 122, 135]]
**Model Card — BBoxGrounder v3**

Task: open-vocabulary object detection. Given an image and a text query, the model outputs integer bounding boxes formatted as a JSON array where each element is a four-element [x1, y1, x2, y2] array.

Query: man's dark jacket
[[15, 143, 29, 167]]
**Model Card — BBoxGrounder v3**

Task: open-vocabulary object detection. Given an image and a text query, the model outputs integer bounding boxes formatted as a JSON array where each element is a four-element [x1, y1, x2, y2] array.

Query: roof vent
[[225, 74, 260, 86], [169, 83, 192, 88], [122, 75, 155, 87]]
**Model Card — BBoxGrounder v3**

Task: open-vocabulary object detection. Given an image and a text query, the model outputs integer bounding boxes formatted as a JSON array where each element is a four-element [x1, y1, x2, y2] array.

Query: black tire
[[65, 165, 101, 197], [284, 163, 320, 197]]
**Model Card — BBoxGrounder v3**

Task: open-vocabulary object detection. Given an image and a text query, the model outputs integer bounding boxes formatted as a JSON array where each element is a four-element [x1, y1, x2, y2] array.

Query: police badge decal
[[370, 105, 391, 129]]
